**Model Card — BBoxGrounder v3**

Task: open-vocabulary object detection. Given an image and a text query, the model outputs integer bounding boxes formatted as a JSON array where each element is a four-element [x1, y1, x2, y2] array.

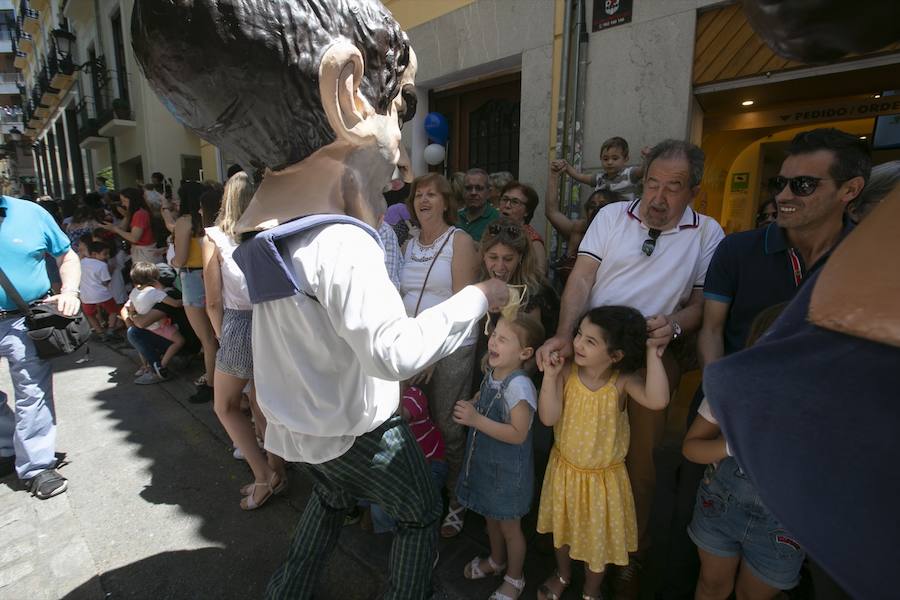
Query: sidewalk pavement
[[1, 339, 580, 600]]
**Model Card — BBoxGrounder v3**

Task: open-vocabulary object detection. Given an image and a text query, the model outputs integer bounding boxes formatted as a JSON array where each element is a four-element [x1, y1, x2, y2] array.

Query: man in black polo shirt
[[661, 128, 869, 598], [701, 128, 868, 360]]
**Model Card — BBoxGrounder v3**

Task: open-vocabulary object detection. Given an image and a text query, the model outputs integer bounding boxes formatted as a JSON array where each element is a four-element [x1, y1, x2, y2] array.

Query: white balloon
[[423, 143, 446, 166]]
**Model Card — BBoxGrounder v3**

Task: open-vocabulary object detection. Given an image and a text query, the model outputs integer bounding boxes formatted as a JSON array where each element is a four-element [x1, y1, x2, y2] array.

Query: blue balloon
[[424, 112, 449, 144]]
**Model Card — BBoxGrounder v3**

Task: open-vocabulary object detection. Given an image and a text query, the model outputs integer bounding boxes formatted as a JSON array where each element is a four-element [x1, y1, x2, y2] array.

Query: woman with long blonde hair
[[202, 172, 286, 510]]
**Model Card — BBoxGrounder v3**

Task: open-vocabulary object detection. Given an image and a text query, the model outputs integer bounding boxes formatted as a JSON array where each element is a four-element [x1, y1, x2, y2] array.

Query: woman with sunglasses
[[399, 173, 481, 539], [479, 217, 559, 344], [496, 182, 547, 275]]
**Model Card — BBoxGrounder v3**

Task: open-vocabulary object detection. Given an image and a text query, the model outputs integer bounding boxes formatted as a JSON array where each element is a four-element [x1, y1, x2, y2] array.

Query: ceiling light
[[859, 136, 867, 140], [741, 100, 754, 106], [874, 94, 881, 99]]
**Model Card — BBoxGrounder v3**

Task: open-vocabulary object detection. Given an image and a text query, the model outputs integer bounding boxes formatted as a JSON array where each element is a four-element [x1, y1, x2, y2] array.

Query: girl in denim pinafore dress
[[452, 315, 544, 600]]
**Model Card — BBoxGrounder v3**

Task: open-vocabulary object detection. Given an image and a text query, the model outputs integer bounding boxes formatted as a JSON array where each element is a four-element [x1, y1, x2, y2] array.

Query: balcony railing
[[15, 21, 33, 54], [19, 3, 39, 36], [1, 111, 22, 124], [0, 73, 23, 85], [76, 96, 100, 140]]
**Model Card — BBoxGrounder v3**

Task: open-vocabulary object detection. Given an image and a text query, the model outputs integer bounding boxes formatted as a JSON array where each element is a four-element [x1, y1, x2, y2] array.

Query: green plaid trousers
[[266, 415, 442, 599]]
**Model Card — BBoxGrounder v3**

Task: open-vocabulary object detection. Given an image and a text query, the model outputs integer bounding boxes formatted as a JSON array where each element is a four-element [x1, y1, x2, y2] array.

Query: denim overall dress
[[456, 369, 534, 521]]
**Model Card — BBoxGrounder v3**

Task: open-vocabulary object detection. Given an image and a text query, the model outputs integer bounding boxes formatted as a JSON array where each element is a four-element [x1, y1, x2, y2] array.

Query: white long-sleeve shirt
[[253, 223, 488, 464]]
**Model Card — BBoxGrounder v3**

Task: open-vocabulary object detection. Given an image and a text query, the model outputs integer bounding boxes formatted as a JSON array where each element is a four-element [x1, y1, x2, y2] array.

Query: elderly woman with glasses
[[497, 181, 548, 275]]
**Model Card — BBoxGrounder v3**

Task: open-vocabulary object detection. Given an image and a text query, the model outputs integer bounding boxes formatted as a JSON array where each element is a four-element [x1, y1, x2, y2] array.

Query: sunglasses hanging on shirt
[[641, 228, 662, 256]]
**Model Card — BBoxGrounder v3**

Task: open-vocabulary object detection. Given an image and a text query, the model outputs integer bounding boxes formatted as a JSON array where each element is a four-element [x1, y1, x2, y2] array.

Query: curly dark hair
[[578, 306, 647, 374], [132, 0, 414, 172]]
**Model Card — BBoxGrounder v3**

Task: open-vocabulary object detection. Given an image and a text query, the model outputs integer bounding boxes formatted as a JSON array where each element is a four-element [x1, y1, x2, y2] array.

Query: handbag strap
[[413, 227, 454, 317], [0, 265, 34, 320]]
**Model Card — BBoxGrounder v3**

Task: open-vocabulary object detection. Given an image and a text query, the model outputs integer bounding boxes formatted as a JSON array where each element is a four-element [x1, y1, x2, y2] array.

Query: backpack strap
[[233, 214, 382, 305]]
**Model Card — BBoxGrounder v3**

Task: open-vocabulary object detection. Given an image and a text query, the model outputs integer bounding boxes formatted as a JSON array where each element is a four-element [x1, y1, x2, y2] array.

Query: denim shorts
[[179, 268, 206, 307], [688, 458, 805, 590]]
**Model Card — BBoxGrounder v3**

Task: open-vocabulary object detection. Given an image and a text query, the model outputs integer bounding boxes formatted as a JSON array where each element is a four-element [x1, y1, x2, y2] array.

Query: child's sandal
[[489, 574, 525, 600], [463, 556, 506, 580], [537, 571, 570, 600]]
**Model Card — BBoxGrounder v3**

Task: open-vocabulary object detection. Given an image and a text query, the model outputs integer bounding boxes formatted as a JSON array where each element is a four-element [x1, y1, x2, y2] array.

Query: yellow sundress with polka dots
[[536, 366, 637, 571]]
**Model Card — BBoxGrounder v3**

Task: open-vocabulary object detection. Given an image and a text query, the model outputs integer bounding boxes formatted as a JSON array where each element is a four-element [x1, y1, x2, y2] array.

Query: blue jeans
[[0, 316, 56, 479], [127, 326, 172, 366]]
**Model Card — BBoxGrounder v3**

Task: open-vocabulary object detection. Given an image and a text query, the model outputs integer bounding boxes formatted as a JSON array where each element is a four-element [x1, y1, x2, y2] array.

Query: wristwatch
[[671, 320, 683, 340], [61, 289, 81, 298]]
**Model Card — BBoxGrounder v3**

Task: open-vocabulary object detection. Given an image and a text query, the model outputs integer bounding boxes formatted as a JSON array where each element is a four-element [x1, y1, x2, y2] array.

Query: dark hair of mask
[[132, 0, 414, 172]]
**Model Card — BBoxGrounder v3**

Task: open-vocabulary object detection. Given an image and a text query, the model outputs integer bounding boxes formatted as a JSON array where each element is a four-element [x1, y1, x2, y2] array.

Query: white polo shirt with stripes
[[577, 199, 725, 317]]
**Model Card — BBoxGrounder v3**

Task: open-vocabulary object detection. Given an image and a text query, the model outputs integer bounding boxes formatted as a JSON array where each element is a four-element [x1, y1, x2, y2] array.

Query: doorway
[[430, 72, 521, 175]]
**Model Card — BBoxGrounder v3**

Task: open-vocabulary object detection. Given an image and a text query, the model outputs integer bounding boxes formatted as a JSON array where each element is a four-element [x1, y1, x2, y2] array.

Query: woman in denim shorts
[[171, 181, 220, 402], [684, 396, 805, 598]]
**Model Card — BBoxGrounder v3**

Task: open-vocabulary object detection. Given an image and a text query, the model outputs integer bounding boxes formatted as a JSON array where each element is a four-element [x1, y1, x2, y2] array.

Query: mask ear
[[319, 41, 376, 145]]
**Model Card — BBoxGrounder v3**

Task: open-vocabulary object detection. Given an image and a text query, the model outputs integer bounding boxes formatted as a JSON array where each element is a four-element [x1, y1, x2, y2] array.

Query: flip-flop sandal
[[463, 556, 506, 580]]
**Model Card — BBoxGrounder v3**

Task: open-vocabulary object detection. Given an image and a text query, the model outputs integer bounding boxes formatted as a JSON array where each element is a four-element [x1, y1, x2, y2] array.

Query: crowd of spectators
[[3, 133, 898, 599]]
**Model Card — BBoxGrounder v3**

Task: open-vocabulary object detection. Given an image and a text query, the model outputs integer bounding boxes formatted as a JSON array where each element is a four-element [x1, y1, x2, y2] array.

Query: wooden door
[[431, 73, 521, 175]]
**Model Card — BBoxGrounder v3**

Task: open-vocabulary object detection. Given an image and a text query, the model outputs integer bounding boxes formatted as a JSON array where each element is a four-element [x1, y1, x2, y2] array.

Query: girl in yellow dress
[[536, 306, 670, 600]]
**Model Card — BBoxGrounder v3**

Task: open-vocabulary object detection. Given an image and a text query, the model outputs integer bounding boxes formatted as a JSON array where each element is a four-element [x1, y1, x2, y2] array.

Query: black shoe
[[0, 455, 15, 478], [26, 468, 68, 499], [153, 363, 171, 381], [188, 384, 213, 404]]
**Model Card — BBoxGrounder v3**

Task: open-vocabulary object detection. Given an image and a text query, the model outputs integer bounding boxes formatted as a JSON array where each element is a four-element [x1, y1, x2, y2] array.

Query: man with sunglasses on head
[[457, 168, 500, 242], [658, 128, 870, 599], [536, 139, 724, 598]]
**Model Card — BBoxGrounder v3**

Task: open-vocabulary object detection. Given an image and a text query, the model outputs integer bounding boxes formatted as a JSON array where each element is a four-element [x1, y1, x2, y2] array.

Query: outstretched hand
[[475, 278, 511, 313]]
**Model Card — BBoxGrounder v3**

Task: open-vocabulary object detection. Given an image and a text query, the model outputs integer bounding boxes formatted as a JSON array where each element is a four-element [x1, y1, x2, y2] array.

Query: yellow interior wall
[[702, 118, 874, 230], [200, 140, 219, 182], [382, 0, 476, 29]]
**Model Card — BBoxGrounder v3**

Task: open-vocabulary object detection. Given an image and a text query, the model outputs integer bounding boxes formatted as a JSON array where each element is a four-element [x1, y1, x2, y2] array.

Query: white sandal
[[463, 555, 506, 580], [441, 503, 466, 538], [490, 574, 526, 600]]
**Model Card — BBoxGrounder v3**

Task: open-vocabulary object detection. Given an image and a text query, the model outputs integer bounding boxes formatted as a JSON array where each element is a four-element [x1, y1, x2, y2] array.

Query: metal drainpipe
[[551, 0, 574, 266], [568, 0, 588, 220]]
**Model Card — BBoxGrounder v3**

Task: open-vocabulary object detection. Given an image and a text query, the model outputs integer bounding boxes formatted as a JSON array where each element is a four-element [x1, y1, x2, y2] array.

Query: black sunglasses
[[488, 223, 522, 237], [641, 228, 662, 257], [768, 175, 836, 197]]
